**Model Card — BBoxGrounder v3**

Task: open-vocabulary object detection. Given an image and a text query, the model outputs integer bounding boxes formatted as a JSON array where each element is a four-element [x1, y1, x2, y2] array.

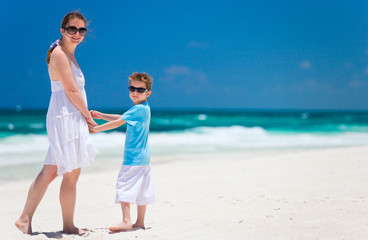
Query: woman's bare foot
[[63, 226, 87, 235], [133, 223, 145, 230], [109, 221, 133, 232], [15, 217, 32, 234]]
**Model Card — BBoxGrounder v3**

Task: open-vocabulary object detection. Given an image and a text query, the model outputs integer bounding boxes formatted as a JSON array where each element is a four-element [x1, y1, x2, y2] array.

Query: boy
[[90, 72, 154, 231]]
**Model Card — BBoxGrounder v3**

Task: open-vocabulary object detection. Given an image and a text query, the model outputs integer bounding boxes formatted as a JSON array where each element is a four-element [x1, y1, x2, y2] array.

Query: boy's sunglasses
[[128, 86, 147, 93], [64, 26, 87, 36]]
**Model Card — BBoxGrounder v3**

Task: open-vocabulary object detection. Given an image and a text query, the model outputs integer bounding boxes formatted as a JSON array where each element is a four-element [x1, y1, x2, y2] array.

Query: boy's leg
[[109, 202, 133, 231], [132, 166, 153, 230], [133, 205, 147, 229]]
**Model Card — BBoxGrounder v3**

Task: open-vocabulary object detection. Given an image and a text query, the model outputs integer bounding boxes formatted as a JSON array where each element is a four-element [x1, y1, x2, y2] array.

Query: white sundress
[[45, 61, 98, 175]]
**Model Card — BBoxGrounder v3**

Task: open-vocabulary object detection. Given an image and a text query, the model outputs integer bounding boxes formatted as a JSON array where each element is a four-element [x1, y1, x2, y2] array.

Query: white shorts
[[115, 165, 155, 205]]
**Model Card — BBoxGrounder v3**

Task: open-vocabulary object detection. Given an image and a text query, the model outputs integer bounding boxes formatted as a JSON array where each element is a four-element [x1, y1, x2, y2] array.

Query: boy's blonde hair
[[129, 73, 153, 91]]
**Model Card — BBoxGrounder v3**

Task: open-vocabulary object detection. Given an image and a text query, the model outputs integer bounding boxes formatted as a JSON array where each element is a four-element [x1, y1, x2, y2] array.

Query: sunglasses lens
[[128, 86, 147, 93], [79, 28, 87, 36], [66, 26, 77, 35], [137, 88, 146, 93]]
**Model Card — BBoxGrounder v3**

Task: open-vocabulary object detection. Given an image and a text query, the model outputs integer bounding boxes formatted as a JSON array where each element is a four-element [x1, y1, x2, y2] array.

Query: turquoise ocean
[[1, 108, 368, 182]]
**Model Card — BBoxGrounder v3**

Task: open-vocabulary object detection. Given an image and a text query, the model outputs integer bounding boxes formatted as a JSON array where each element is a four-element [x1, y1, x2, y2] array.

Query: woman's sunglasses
[[64, 26, 87, 36], [128, 86, 147, 93]]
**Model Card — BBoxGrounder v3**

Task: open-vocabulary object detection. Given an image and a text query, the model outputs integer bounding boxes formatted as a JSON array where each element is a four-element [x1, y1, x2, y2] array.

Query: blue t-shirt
[[121, 102, 150, 165]]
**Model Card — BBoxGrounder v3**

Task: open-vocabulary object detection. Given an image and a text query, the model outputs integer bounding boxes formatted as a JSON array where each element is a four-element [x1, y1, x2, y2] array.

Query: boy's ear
[[146, 91, 151, 98]]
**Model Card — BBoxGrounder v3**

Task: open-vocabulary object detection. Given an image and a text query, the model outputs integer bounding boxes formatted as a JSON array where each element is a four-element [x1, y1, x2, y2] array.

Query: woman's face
[[60, 18, 86, 46]]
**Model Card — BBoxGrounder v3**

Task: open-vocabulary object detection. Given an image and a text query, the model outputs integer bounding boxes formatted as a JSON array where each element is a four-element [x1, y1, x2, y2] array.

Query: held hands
[[88, 123, 98, 133], [87, 113, 98, 133], [90, 110, 102, 119], [88, 110, 122, 133], [87, 117, 97, 126]]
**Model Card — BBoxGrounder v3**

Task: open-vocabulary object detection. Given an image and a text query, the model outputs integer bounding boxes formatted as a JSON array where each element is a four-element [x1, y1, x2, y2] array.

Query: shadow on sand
[[108, 226, 151, 234], [31, 228, 95, 238], [31, 231, 64, 239], [31, 227, 150, 238]]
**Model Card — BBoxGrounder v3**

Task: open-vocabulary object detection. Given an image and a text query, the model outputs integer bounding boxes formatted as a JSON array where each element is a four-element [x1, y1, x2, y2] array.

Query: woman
[[15, 11, 98, 235]]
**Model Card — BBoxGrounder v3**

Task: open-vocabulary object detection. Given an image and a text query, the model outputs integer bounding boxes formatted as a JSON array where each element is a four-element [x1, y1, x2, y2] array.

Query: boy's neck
[[133, 100, 147, 105]]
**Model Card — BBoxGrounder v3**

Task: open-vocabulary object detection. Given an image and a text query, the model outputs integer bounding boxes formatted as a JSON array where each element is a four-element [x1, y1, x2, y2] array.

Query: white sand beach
[[1, 146, 368, 240]]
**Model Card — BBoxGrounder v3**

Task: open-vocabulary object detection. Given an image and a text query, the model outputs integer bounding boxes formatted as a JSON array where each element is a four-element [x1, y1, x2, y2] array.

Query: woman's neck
[[60, 40, 76, 58]]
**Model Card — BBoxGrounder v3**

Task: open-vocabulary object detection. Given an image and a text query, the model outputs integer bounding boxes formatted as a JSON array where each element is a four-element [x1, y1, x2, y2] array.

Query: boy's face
[[129, 80, 151, 105]]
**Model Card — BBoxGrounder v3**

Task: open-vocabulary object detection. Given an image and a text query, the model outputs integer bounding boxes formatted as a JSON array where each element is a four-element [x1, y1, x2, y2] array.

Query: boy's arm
[[91, 118, 126, 133], [90, 110, 122, 121]]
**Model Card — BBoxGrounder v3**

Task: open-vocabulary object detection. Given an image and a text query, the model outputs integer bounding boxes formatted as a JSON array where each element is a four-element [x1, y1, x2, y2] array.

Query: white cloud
[[348, 79, 365, 88], [163, 65, 191, 77], [288, 78, 336, 94], [27, 68, 34, 78], [161, 65, 210, 92], [343, 62, 354, 70], [299, 60, 311, 70], [186, 40, 209, 49]]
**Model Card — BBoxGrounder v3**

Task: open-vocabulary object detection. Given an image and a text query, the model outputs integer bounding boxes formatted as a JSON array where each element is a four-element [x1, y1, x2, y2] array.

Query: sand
[[1, 146, 368, 240]]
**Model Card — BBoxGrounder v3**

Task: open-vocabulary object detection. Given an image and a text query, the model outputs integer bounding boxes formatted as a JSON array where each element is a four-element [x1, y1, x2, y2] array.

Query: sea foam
[[1, 126, 368, 168]]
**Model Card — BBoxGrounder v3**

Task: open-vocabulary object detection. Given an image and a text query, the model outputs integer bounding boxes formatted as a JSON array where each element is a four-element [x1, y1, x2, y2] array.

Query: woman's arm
[[90, 110, 122, 121], [91, 118, 126, 133], [51, 49, 96, 125]]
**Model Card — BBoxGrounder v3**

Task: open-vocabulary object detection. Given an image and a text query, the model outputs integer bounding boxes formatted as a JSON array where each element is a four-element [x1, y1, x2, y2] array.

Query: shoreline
[[1, 145, 368, 239], [1, 144, 363, 183]]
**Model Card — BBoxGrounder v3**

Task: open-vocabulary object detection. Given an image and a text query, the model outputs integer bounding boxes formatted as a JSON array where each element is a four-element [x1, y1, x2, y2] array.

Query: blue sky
[[2, 0, 368, 110]]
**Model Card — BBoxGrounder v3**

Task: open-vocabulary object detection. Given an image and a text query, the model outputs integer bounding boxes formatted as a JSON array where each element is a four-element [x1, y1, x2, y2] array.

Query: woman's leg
[[59, 168, 83, 234], [15, 165, 58, 234]]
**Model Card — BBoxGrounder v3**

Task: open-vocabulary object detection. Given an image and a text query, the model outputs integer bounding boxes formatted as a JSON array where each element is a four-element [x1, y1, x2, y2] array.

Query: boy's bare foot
[[133, 223, 145, 230], [109, 221, 133, 232], [15, 217, 32, 234]]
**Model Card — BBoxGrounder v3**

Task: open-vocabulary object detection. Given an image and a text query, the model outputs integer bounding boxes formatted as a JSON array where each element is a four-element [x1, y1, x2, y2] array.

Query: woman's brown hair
[[46, 11, 87, 65]]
